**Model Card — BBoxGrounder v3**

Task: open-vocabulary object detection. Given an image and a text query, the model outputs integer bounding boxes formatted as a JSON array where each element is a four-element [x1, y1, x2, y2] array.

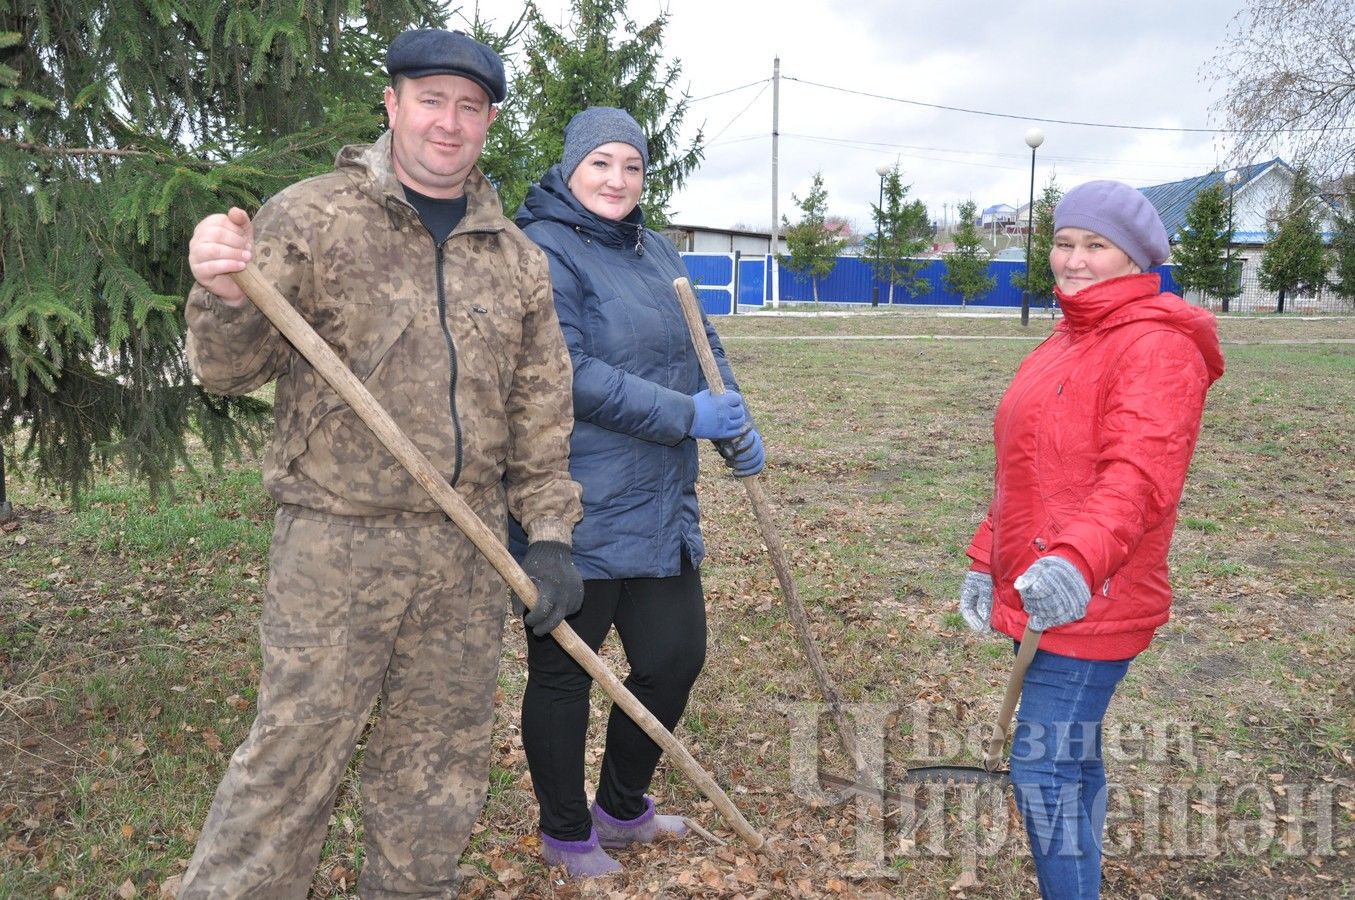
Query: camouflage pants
[[180, 504, 507, 899]]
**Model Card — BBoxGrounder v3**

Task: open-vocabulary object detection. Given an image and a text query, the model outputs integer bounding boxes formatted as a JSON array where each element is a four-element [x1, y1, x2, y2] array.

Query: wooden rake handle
[[983, 624, 1042, 772], [230, 264, 764, 849], [673, 277, 869, 784]]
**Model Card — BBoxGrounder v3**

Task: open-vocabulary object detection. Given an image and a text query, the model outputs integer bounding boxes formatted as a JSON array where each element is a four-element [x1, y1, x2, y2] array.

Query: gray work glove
[[1014, 555, 1091, 631], [514, 540, 584, 637], [959, 571, 994, 633]]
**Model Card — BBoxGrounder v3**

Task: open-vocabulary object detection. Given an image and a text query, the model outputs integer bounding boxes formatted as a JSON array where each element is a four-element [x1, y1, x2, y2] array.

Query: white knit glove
[[959, 571, 994, 633], [1014, 555, 1091, 631]]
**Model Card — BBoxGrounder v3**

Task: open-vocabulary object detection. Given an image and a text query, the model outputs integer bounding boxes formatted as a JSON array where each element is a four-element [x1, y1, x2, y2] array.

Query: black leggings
[[520, 557, 707, 841]]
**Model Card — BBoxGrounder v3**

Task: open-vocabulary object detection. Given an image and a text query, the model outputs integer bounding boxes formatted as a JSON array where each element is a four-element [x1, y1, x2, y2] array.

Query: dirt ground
[[2, 311, 1352, 898]]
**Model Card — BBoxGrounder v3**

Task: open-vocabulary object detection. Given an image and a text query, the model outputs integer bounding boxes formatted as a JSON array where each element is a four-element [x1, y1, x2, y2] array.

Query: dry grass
[[2, 308, 1352, 898]]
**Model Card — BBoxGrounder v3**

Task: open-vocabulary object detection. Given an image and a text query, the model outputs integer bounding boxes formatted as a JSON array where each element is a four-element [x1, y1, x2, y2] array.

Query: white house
[[663, 223, 788, 256], [980, 203, 1017, 228], [1140, 159, 1342, 312]]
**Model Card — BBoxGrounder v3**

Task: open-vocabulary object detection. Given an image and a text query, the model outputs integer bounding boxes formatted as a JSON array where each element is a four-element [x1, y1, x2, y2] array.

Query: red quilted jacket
[[967, 273, 1224, 660]]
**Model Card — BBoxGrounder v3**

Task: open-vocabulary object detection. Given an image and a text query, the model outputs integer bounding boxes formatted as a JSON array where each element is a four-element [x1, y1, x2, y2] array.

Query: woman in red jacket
[[960, 180, 1224, 899]]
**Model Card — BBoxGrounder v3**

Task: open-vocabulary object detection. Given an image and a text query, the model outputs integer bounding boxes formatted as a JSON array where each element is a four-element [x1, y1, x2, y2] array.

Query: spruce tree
[[0, 1, 440, 508], [1010, 175, 1063, 306], [1174, 183, 1240, 307], [506, 0, 703, 225], [944, 200, 995, 307], [1329, 175, 1355, 308], [863, 166, 933, 304], [779, 172, 845, 303], [1259, 170, 1329, 313]]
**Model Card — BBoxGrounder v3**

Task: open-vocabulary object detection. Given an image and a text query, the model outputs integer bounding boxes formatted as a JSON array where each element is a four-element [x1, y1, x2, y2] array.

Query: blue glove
[[515, 540, 584, 637], [689, 388, 747, 439], [959, 571, 994, 633], [1014, 555, 1091, 631], [715, 425, 765, 477]]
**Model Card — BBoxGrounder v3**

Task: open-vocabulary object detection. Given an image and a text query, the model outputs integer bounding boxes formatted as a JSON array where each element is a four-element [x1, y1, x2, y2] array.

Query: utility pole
[[770, 56, 781, 308]]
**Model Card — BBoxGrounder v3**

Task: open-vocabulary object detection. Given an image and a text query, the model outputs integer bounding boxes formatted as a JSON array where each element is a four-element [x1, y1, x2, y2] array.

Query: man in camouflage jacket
[[179, 30, 583, 899]]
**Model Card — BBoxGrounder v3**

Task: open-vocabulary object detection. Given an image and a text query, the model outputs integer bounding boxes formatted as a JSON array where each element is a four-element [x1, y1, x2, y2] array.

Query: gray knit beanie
[[561, 106, 649, 182], [1053, 180, 1170, 270]]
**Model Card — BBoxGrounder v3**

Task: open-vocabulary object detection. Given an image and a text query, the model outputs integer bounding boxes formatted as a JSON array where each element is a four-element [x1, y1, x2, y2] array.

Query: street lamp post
[[872, 163, 890, 307], [1021, 127, 1044, 327], [1223, 168, 1240, 314]]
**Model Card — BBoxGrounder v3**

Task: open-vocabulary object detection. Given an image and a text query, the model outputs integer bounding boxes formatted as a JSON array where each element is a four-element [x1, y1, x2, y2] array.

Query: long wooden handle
[[673, 277, 869, 784], [983, 624, 1042, 771], [230, 264, 763, 849]]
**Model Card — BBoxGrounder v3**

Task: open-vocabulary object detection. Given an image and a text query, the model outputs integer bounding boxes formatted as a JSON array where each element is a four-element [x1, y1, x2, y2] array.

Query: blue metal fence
[[680, 253, 736, 315], [679, 253, 1182, 310]]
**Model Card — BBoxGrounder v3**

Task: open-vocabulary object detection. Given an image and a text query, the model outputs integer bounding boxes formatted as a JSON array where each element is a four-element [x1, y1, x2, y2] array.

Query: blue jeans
[[1009, 645, 1132, 900]]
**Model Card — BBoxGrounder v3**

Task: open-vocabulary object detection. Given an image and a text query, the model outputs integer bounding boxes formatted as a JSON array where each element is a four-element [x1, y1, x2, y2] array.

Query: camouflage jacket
[[186, 132, 582, 542]]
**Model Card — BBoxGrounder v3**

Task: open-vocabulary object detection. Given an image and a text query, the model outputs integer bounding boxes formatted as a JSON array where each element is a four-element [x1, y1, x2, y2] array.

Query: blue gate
[[738, 257, 766, 307]]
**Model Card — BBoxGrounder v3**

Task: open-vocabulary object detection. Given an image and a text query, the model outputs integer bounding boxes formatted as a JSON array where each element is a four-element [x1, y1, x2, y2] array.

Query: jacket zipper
[[435, 242, 464, 486]]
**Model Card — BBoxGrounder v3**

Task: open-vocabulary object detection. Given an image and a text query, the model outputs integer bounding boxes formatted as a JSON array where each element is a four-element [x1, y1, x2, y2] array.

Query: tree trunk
[[0, 443, 12, 522], [888, 282, 895, 304], [1277, 288, 1287, 314], [812, 278, 819, 303]]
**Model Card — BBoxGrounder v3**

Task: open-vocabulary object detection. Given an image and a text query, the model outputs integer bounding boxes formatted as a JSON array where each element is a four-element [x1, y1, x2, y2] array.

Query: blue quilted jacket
[[510, 166, 740, 579]]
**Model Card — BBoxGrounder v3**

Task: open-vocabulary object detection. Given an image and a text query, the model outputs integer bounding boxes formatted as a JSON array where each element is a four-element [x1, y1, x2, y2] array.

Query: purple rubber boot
[[591, 795, 689, 848], [539, 828, 622, 879]]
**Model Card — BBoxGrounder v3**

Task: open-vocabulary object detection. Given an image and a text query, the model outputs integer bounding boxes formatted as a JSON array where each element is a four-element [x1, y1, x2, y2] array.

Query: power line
[[782, 75, 1349, 134], [705, 131, 1220, 174], [781, 132, 1218, 171], [688, 78, 770, 103], [705, 82, 770, 144], [704, 134, 765, 149]]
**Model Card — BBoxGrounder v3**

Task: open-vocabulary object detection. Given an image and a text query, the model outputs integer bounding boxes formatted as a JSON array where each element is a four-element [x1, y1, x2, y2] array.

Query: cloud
[[515, 0, 1242, 229]]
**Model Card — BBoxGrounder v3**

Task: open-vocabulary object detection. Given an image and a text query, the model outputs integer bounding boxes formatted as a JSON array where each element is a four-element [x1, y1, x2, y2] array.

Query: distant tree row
[[778, 167, 932, 304], [777, 170, 1073, 310], [780, 165, 1355, 318]]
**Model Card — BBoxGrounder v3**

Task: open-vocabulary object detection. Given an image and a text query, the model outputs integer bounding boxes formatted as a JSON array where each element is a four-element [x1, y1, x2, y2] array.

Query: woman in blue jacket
[[511, 106, 765, 879]]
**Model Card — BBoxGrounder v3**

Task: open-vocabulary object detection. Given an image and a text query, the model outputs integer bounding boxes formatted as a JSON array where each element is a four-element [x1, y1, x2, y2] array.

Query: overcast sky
[[478, 1, 1250, 236]]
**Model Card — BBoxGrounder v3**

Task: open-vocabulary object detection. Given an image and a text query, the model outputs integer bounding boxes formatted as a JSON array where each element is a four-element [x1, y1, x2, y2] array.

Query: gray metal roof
[[1139, 159, 1283, 242]]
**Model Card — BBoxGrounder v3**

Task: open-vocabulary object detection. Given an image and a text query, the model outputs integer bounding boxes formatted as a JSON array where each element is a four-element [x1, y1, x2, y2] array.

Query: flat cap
[[385, 29, 506, 104]]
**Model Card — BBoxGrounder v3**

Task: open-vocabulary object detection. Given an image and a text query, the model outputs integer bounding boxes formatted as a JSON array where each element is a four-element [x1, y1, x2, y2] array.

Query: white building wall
[[1232, 165, 1339, 237]]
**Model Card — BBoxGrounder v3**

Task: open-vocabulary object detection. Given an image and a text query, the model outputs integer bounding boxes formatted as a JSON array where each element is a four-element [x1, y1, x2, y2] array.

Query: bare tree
[[1209, 0, 1355, 181]]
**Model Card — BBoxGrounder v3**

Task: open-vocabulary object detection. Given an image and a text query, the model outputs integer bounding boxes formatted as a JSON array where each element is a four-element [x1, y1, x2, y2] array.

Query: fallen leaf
[[950, 870, 979, 892], [117, 879, 136, 899]]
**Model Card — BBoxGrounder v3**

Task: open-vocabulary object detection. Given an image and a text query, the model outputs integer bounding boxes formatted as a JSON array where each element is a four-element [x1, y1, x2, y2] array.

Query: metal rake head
[[899, 765, 1012, 787]]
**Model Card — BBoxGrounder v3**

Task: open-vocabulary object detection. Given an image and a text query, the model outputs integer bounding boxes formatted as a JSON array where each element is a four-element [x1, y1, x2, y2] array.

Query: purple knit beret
[[1053, 180, 1170, 270]]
